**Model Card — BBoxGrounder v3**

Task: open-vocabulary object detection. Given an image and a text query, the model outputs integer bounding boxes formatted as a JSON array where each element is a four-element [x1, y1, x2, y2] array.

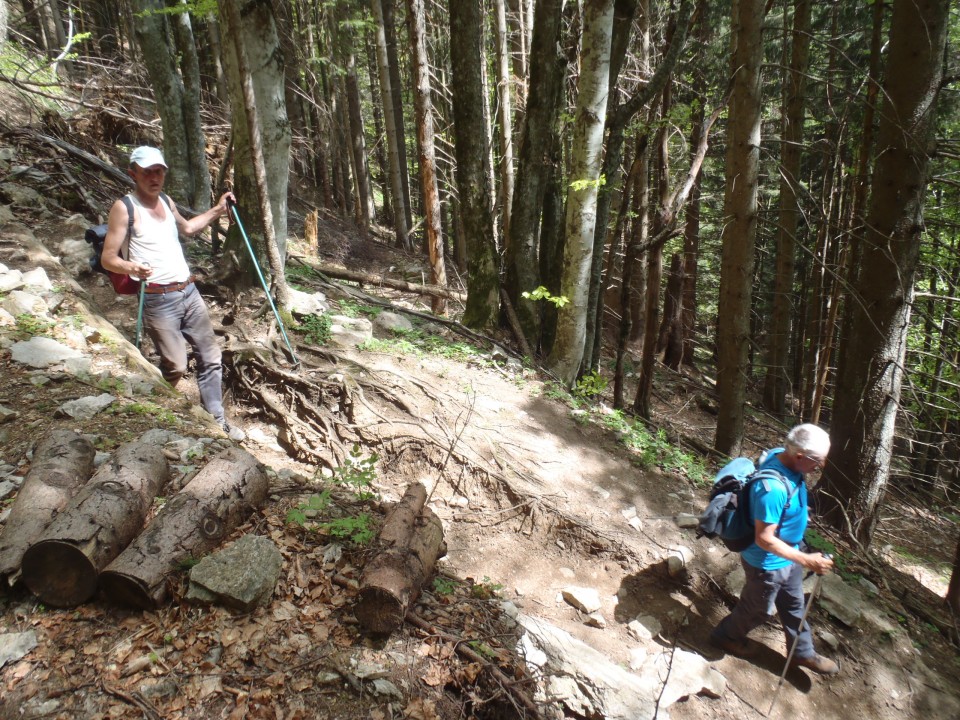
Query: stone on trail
[[2, 289, 48, 317], [373, 310, 413, 335], [56, 393, 115, 420], [0, 630, 37, 669], [328, 315, 373, 348], [187, 535, 283, 612], [11, 336, 82, 368], [561, 586, 602, 614]]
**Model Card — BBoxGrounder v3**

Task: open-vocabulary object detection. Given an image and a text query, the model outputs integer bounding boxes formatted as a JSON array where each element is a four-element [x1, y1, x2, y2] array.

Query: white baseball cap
[[129, 146, 168, 169]]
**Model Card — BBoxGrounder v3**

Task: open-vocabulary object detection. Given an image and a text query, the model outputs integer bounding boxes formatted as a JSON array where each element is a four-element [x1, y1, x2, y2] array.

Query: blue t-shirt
[[740, 451, 807, 570]]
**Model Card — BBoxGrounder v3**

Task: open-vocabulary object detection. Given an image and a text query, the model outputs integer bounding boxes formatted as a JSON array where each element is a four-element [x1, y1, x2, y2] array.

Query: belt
[[143, 276, 196, 294]]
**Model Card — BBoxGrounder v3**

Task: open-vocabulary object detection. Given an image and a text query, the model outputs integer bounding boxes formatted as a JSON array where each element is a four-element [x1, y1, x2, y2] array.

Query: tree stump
[[100, 447, 268, 609], [354, 482, 447, 634], [20, 436, 169, 607], [0, 430, 96, 589]]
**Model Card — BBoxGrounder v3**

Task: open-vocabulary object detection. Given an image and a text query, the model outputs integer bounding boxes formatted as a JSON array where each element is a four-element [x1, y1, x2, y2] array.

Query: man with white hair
[[101, 146, 244, 441], [709, 423, 839, 675]]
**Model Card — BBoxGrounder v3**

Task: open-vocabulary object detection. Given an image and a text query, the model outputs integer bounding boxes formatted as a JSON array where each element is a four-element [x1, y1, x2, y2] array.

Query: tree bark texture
[[218, 0, 291, 295], [504, 0, 565, 347], [99, 448, 267, 609], [406, 0, 447, 315], [371, 0, 410, 248], [493, 0, 514, 244], [761, 0, 811, 416], [20, 437, 169, 607], [547, 0, 615, 386], [714, 0, 765, 457], [354, 483, 447, 634], [0, 430, 95, 588], [450, 0, 500, 332], [822, 0, 949, 545]]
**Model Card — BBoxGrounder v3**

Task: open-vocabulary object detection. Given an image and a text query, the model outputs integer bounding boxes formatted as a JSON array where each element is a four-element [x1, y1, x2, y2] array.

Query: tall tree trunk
[[450, 0, 499, 331], [406, 0, 447, 315], [504, 0, 565, 348], [492, 0, 515, 244], [382, 0, 412, 231], [371, 0, 410, 248], [547, 0, 615, 386], [761, 0, 811, 416], [218, 0, 291, 306], [714, 0, 765, 457], [821, 0, 949, 545]]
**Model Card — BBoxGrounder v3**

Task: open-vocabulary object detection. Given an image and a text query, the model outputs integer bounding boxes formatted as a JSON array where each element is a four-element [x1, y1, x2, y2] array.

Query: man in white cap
[[101, 145, 244, 441], [709, 423, 839, 676]]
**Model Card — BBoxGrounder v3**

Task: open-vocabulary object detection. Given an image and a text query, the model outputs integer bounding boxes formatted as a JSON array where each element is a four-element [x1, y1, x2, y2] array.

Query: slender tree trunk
[[382, 0, 412, 231], [450, 0, 500, 331], [547, 0, 615, 386], [504, 0, 565, 348], [493, 0, 515, 244], [371, 0, 410, 248], [821, 0, 949, 545], [406, 0, 447, 314], [218, 0, 291, 306], [762, 0, 811, 416], [715, 0, 765, 457]]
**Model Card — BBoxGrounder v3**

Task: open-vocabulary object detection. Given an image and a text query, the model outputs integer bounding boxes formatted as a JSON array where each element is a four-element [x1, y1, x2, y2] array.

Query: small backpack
[[697, 454, 797, 552], [85, 193, 171, 294]]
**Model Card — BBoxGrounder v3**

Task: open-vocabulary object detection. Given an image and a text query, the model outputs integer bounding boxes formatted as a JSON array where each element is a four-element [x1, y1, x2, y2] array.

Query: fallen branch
[[292, 256, 466, 302]]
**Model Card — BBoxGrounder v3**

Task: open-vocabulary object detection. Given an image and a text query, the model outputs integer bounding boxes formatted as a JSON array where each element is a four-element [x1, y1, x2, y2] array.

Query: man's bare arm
[[173, 191, 235, 237], [100, 199, 152, 279], [754, 520, 833, 574]]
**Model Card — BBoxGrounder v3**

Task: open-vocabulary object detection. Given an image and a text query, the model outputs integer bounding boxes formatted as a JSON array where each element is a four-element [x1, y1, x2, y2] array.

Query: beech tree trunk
[[0, 430, 95, 588], [100, 448, 268, 609], [354, 483, 446, 634], [20, 437, 169, 607]]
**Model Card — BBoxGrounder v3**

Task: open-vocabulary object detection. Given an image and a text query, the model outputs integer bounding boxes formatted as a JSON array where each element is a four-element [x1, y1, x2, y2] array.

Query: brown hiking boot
[[789, 653, 839, 676], [709, 632, 758, 658]]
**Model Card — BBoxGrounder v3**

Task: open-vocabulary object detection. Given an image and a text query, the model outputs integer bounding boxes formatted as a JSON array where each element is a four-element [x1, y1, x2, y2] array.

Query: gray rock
[[819, 573, 864, 627], [373, 311, 413, 335], [637, 648, 726, 706], [0, 405, 17, 424], [287, 287, 328, 317], [11, 336, 82, 368], [584, 612, 607, 629], [0, 308, 15, 327], [21, 267, 52, 291], [666, 545, 693, 577], [187, 535, 283, 612], [0, 269, 24, 293], [0, 630, 37, 668], [328, 315, 373, 348], [56, 393, 115, 420], [0, 205, 12, 226], [675, 513, 700, 529], [2, 289, 48, 317], [0, 182, 43, 206], [561, 586, 602, 614], [0, 480, 17, 501], [63, 356, 92, 377], [371, 678, 402, 699]]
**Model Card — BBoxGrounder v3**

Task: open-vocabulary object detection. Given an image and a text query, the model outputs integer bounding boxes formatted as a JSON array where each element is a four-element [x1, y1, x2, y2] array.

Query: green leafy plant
[[297, 313, 332, 346], [432, 576, 459, 596], [324, 513, 375, 544], [333, 445, 379, 501], [14, 313, 54, 339], [521, 285, 569, 308], [573, 370, 608, 400], [336, 298, 380, 319], [470, 576, 503, 600], [286, 490, 332, 526]]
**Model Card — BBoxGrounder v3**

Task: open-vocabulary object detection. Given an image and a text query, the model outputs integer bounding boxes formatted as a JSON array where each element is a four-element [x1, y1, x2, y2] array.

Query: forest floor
[[1, 101, 960, 720]]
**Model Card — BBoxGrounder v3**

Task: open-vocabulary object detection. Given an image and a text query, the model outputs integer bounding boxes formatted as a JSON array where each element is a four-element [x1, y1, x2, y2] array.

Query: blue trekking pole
[[226, 199, 299, 366], [134, 263, 149, 349]]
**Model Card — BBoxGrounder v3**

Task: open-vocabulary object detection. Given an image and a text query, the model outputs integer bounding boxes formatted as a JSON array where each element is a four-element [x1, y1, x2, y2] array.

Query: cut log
[[0, 430, 96, 588], [99, 447, 269, 609], [354, 483, 447, 634], [20, 436, 169, 607]]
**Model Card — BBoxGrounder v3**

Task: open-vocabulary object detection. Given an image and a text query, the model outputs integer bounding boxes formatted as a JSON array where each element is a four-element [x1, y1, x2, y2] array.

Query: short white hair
[[786, 423, 830, 457]]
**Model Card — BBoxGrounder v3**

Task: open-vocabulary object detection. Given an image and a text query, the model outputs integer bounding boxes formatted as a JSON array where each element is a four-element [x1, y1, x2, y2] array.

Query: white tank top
[[126, 194, 191, 284]]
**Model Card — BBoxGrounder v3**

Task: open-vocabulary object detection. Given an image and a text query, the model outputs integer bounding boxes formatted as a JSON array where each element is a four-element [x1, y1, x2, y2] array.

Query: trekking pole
[[226, 199, 299, 366], [134, 264, 149, 349], [766, 555, 831, 718]]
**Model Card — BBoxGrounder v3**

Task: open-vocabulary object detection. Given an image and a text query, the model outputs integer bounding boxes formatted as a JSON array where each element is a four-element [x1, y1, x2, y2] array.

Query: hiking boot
[[789, 653, 839, 676], [221, 422, 246, 442], [709, 632, 758, 658]]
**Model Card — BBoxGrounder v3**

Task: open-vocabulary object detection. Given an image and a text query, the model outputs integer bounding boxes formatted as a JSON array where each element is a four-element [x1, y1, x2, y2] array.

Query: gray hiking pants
[[713, 557, 816, 659]]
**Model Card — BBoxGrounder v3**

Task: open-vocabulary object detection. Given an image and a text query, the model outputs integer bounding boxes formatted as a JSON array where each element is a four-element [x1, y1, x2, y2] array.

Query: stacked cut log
[[354, 482, 446, 634], [100, 447, 268, 609], [20, 436, 169, 607], [0, 430, 95, 589]]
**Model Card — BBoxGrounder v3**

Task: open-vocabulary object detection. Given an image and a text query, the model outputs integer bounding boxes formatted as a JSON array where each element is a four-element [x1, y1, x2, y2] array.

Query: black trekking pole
[[766, 555, 831, 717], [226, 199, 299, 366]]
